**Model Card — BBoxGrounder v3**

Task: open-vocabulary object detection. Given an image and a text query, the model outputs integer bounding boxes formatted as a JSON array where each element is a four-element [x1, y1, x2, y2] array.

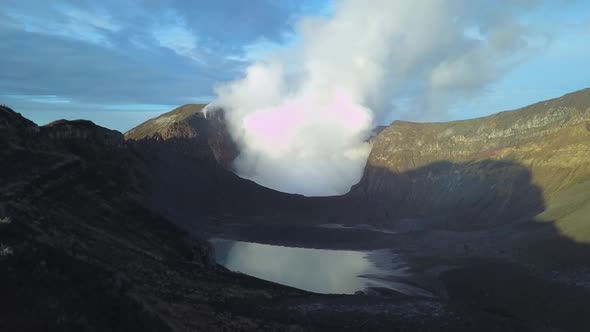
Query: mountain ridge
[[355, 88, 590, 233]]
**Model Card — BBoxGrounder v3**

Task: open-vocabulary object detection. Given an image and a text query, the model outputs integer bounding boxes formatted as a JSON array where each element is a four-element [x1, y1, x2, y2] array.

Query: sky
[[1, 0, 589, 133]]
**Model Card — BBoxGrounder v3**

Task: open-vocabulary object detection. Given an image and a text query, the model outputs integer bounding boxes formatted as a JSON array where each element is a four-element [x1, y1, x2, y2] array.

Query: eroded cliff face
[[125, 104, 238, 169], [355, 88, 590, 229]]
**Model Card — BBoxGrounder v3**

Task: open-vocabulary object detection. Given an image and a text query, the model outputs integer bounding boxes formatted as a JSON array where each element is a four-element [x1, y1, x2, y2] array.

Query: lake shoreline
[[209, 237, 428, 296], [202, 221, 590, 331]]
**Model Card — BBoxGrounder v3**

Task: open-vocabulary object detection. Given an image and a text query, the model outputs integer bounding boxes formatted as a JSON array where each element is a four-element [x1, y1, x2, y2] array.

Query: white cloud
[[3, 94, 70, 104], [61, 6, 120, 33], [153, 23, 205, 63]]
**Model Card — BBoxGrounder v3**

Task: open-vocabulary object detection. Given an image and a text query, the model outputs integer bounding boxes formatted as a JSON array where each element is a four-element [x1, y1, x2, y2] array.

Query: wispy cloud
[[4, 4, 120, 47], [103, 103, 177, 111], [3, 94, 70, 104], [153, 23, 204, 63]]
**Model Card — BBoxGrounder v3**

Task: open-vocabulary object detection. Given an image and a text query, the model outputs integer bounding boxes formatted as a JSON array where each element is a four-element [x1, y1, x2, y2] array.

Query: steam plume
[[210, 0, 543, 196]]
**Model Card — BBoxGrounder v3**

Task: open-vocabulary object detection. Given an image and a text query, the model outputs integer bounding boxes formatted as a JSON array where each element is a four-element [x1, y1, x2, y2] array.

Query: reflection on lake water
[[210, 238, 425, 295]]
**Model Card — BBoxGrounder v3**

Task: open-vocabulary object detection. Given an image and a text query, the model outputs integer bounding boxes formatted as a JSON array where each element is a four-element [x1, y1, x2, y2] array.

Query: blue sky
[[0, 0, 589, 132]]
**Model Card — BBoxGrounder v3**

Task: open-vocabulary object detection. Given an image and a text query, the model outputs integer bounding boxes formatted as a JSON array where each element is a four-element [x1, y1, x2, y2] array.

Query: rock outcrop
[[125, 104, 238, 168], [43, 119, 125, 148], [0, 105, 40, 148]]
